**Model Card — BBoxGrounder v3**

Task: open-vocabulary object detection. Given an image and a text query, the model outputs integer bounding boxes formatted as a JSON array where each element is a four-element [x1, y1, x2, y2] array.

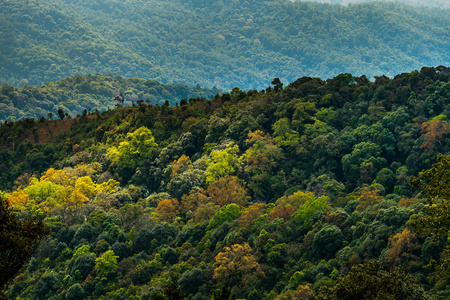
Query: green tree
[[0, 195, 50, 297], [205, 143, 242, 185], [66, 283, 84, 300], [291, 194, 329, 229], [95, 250, 119, 280], [207, 204, 241, 232], [108, 126, 158, 169], [316, 259, 431, 300], [312, 225, 344, 259], [410, 154, 450, 277]]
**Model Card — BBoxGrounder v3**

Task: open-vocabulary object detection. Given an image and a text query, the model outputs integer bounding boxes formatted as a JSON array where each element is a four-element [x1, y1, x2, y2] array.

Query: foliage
[[0, 195, 50, 297], [1, 67, 450, 299], [95, 250, 119, 280], [1, 0, 449, 94], [316, 259, 432, 300], [213, 243, 264, 286]]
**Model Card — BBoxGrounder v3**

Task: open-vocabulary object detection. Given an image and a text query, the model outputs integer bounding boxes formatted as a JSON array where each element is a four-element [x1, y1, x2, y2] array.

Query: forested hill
[[306, 0, 450, 9], [1, 66, 450, 299], [0, 73, 220, 122], [1, 0, 449, 90]]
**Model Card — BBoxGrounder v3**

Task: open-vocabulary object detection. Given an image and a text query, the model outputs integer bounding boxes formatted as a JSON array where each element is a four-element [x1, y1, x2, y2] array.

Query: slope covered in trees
[[0, 66, 450, 299], [1, 0, 449, 90], [0, 73, 220, 122]]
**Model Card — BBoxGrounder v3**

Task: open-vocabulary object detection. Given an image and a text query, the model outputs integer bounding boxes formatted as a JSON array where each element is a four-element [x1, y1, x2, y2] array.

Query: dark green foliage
[[133, 229, 154, 254], [2, 67, 450, 299], [178, 268, 205, 296], [111, 242, 130, 260], [211, 287, 236, 300], [71, 224, 97, 247], [162, 247, 178, 265], [66, 283, 84, 300], [35, 273, 58, 299], [0, 195, 50, 297], [312, 225, 344, 259], [69, 254, 96, 280], [316, 259, 432, 300]]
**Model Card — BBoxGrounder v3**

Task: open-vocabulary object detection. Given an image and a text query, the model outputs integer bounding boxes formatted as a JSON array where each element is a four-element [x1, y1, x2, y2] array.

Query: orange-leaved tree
[[156, 198, 181, 222], [420, 115, 449, 152], [207, 176, 249, 207]]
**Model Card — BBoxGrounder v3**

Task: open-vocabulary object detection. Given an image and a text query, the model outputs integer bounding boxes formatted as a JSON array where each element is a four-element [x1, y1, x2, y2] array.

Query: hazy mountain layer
[[0, 0, 449, 90]]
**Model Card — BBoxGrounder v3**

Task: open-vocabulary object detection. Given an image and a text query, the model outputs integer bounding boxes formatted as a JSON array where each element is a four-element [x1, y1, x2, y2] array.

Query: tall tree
[[0, 195, 50, 298], [410, 154, 450, 278]]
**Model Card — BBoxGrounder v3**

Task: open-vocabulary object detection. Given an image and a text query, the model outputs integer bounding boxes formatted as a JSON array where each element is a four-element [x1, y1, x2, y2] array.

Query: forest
[[1, 0, 449, 90], [0, 66, 449, 299], [0, 73, 220, 122]]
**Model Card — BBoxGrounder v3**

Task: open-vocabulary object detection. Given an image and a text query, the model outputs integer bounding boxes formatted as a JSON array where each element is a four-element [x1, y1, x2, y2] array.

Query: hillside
[[0, 73, 220, 122], [1, 67, 450, 299], [1, 0, 449, 90], [305, 0, 450, 9]]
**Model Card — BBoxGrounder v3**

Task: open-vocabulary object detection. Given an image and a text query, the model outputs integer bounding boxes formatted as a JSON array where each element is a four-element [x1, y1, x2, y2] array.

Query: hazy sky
[[298, 0, 450, 9]]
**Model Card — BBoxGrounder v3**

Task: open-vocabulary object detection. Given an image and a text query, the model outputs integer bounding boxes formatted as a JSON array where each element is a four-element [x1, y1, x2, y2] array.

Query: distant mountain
[[301, 0, 450, 9], [1, 0, 449, 90]]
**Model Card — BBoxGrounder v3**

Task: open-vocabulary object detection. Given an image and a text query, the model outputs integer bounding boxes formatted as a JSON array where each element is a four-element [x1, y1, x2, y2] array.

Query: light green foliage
[[95, 250, 119, 280], [205, 143, 242, 185], [72, 245, 92, 260], [108, 126, 158, 169], [272, 118, 300, 148], [23, 177, 63, 203], [289, 271, 305, 288], [304, 118, 329, 139], [292, 194, 329, 228], [207, 204, 241, 232]]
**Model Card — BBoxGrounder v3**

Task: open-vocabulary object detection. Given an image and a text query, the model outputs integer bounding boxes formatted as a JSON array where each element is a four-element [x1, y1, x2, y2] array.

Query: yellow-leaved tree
[[214, 243, 264, 286]]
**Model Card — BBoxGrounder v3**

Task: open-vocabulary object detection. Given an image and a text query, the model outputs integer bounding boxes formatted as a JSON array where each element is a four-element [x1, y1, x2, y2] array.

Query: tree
[[239, 203, 265, 227], [66, 283, 84, 300], [207, 204, 241, 232], [108, 126, 158, 169], [271, 78, 283, 92], [384, 228, 421, 271], [410, 154, 450, 277], [205, 143, 242, 185], [0, 195, 50, 297], [156, 198, 181, 222], [312, 225, 344, 259], [411, 154, 450, 233], [291, 194, 329, 229], [181, 189, 208, 213], [95, 250, 119, 280], [114, 93, 125, 108], [214, 243, 264, 286], [420, 116, 449, 152], [356, 188, 382, 212], [177, 268, 204, 296], [316, 259, 432, 300], [207, 176, 249, 207], [57, 108, 65, 120]]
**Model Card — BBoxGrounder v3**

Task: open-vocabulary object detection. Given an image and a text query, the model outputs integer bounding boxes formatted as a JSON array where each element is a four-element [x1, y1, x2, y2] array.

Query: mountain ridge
[[1, 0, 449, 90]]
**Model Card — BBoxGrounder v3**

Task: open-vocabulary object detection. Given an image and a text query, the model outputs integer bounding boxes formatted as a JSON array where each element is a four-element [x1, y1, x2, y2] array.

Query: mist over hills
[[1, 0, 449, 91]]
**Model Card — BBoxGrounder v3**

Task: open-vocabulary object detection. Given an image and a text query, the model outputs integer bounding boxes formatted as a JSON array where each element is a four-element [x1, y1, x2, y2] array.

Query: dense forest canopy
[[0, 67, 449, 299], [0, 0, 449, 90], [303, 0, 450, 9], [0, 73, 220, 122]]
